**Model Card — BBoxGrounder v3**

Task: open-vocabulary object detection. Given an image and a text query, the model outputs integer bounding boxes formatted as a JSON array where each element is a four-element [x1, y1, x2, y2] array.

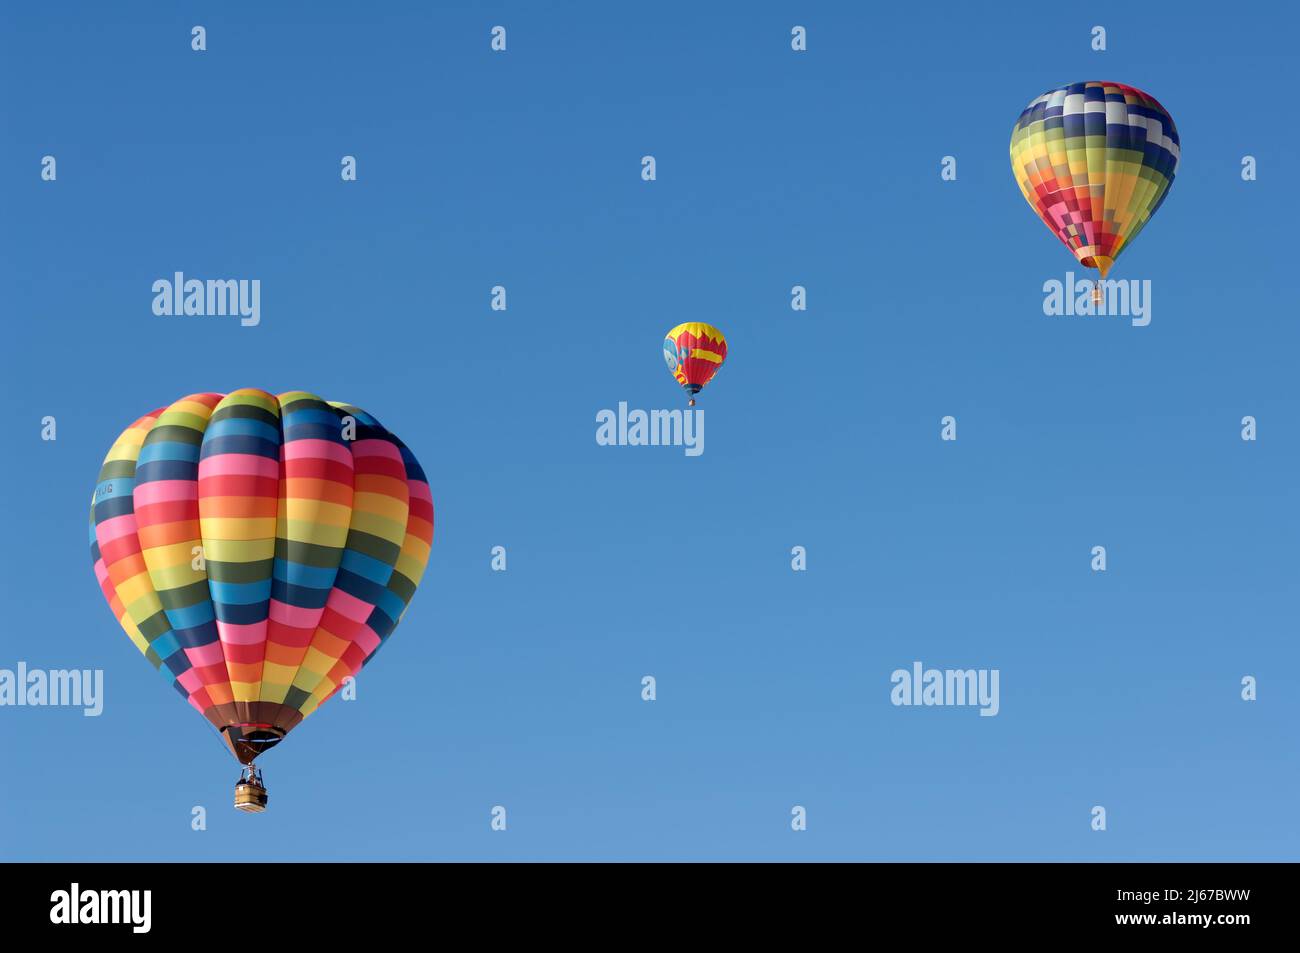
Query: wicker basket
[[234, 780, 269, 813]]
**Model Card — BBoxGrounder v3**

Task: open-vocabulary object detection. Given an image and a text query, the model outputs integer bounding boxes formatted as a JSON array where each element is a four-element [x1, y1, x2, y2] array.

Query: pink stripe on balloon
[[350, 439, 404, 460], [198, 453, 280, 480], [269, 600, 325, 628], [95, 513, 140, 543], [185, 642, 226, 666], [133, 479, 199, 505], [324, 588, 375, 624], [282, 438, 353, 465], [354, 627, 381, 656], [215, 620, 268, 646]]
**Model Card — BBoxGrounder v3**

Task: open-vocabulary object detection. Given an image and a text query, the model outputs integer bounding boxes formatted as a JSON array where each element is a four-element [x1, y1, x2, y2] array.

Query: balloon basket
[[234, 767, 268, 813]]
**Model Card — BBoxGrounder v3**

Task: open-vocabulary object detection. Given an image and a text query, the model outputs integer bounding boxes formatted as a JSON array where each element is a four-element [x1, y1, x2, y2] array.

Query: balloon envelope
[[663, 322, 727, 399], [88, 390, 433, 764], [1010, 81, 1179, 277]]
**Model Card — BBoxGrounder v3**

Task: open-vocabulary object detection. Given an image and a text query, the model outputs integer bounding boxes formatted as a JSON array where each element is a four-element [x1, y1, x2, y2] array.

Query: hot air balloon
[[1010, 81, 1179, 304], [88, 390, 433, 812], [663, 322, 727, 406]]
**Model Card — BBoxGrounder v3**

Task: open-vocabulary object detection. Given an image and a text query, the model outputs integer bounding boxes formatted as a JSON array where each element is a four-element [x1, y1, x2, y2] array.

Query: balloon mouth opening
[[222, 725, 285, 765], [1079, 255, 1114, 279], [1079, 255, 1113, 304]]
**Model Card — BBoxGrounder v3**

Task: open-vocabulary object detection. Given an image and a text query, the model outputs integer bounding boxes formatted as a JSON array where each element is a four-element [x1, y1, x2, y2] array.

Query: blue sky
[[1, 1, 1296, 860]]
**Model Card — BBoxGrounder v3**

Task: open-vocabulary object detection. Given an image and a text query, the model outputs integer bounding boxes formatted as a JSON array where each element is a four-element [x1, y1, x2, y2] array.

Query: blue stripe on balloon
[[339, 549, 395, 585], [273, 558, 339, 589], [199, 433, 280, 460], [167, 600, 217, 630], [208, 578, 274, 606]]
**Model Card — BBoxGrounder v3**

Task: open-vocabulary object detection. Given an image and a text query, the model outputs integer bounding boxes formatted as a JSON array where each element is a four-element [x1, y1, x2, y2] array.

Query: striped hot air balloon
[[88, 390, 433, 811], [1009, 82, 1179, 296], [663, 322, 727, 406]]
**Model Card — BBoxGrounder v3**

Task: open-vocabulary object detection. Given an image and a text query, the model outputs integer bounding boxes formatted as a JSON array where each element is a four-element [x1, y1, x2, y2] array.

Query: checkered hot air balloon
[[663, 322, 727, 406], [88, 390, 433, 812], [1010, 82, 1179, 302]]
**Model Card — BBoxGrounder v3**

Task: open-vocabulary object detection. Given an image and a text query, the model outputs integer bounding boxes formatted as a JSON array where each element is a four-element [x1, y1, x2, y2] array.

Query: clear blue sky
[[1, 1, 1296, 861]]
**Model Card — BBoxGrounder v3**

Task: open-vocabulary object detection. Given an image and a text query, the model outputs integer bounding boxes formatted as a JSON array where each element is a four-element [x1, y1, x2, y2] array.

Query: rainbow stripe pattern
[[1009, 81, 1179, 278], [88, 390, 433, 763]]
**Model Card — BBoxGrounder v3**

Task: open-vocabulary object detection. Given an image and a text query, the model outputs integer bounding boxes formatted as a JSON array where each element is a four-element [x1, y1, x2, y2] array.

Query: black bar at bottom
[[0, 861, 1279, 939]]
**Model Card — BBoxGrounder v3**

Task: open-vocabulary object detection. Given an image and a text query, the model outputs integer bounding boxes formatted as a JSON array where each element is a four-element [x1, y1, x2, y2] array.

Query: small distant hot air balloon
[[1010, 82, 1179, 305], [88, 390, 433, 812], [663, 322, 727, 406]]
